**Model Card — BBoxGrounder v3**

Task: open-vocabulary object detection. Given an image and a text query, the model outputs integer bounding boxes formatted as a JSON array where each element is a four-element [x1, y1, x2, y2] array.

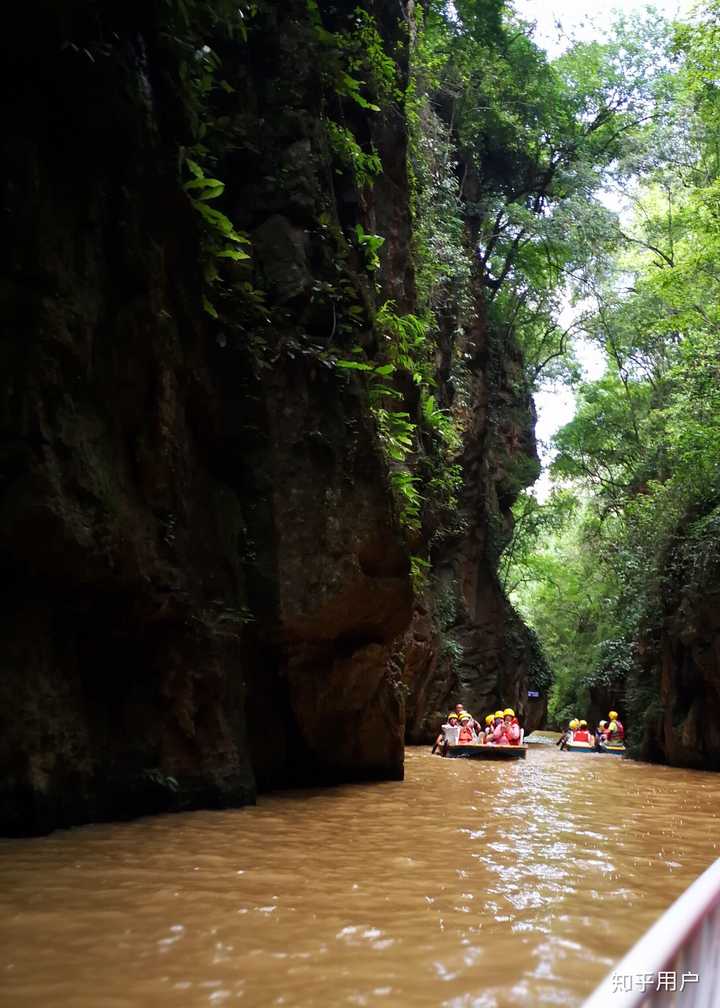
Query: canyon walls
[[0, 0, 543, 834]]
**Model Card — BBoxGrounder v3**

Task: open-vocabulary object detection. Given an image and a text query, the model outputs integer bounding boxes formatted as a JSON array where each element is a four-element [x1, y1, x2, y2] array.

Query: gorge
[[2, 0, 720, 838]]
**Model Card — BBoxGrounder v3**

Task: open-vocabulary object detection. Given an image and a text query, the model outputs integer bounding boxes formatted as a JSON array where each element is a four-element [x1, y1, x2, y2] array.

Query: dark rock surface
[[403, 287, 547, 742], [0, 0, 544, 834], [0, 0, 412, 835], [631, 506, 720, 769]]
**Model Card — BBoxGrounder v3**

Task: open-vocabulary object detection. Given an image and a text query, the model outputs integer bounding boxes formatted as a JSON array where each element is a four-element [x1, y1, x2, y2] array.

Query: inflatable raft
[[564, 740, 626, 755], [445, 743, 527, 760], [565, 740, 595, 754], [598, 741, 626, 755]]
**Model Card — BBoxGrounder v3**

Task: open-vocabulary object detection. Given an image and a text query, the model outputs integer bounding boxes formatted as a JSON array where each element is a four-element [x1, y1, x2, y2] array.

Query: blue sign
[[527, 690, 540, 698]]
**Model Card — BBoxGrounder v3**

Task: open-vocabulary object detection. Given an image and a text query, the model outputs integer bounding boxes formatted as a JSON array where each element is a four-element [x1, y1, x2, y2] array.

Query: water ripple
[[0, 748, 718, 1007]]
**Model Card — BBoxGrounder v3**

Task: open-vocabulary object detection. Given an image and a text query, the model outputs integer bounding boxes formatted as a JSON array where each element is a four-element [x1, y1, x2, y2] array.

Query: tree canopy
[[501, 0, 720, 739]]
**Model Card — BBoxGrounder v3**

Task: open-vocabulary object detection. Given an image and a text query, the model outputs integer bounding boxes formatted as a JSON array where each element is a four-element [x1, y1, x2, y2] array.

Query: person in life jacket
[[503, 708, 521, 745], [457, 712, 479, 744], [433, 713, 460, 754], [466, 713, 486, 743], [595, 720, 608, 744], [455, 703, 482, 735], [484, 714, 495, 740], [572, 719, 595, 746], [562, 718, 580, 748], [465, 712, 484, 739], [559, 719, 577, 749], [492, 710, 511, 745], [606, 711, 624, 743]]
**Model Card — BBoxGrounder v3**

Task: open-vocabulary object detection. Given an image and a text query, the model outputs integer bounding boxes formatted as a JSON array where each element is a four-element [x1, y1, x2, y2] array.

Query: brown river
[[1, 745, 719, 1008]]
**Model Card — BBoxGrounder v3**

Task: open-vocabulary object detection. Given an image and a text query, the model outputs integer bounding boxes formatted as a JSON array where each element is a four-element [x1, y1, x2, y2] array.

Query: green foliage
[[336, 7, 401, 107], [329, 292, 464, 536], [324, 119, 382, 188], [375, 303, 428, 373], [421, 393, 460, 453], [505, 0, 720, 737], [331, 318, 423, 531], [309, 2, 399, 111], [353, 224, 385, 271], [183, 157, 252, 316], [162, 0, 272, 331], [370, 391, 421, 526], [410, 554, 431, 592], [311, 4, 395, 201], [142, 769, 180, 792]]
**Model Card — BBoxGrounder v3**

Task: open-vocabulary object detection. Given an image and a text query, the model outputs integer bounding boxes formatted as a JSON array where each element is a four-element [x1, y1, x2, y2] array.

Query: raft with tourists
[[446, 739, 527, 760], [434, 707, 528, 759], [559, 713, 627, 756]]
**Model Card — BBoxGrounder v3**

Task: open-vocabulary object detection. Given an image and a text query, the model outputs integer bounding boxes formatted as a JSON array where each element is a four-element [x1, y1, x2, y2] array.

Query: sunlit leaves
[[508, 0, 720, 729]]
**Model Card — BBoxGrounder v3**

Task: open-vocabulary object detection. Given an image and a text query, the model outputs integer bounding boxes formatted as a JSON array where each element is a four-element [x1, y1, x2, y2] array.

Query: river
[[1, 746, 719, 1007]]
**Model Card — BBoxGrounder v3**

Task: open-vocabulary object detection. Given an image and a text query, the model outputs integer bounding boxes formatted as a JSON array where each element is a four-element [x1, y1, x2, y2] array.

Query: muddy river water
[[1, 746, 719, 1007]]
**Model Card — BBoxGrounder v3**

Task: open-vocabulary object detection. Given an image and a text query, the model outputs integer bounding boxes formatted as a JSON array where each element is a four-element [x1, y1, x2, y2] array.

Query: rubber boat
[[598, 741, 626, 755], [565, 740, 595, 754], [564, 740, 626, 755], [445, 743, 527, 760]]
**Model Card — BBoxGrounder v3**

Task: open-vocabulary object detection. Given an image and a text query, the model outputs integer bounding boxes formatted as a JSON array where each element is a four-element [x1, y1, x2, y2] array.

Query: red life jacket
[[573, 729, 590, 743], [507, 721, 521, 746], [608, 719, 625, 740], [458, 725, 475, 744]]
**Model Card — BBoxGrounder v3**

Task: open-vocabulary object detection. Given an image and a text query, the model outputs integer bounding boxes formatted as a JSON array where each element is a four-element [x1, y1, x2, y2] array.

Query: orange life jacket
[[458, 725, 475, 744]]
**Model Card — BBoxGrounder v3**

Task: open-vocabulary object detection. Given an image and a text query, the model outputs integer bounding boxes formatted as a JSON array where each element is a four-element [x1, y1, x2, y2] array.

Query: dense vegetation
[[502, 0, 720, 750]]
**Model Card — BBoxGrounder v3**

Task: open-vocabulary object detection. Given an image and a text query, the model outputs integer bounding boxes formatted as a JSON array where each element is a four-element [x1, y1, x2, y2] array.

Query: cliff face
[[0, 0, 412, 836], [399, 103, 547, 742], [631, 505, 720, 769], [0, 0, 543, 835], [403, 300, 545, 741]]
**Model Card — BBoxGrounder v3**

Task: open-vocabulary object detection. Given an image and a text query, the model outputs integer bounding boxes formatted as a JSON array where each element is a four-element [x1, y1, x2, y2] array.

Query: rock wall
[[0, 0, 544, 834], [0, 0, 412, 836], [404, 289, 547, 742], [630, 504, 720, 769]]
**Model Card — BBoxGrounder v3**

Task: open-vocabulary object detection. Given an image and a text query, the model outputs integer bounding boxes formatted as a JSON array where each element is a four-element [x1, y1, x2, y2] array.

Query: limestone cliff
[[0, 0, 543, 836], [630, 503, 720, 769], [0, 0, 412, 836], [401, 99, 548, 742], [403, 297, 546, 742]]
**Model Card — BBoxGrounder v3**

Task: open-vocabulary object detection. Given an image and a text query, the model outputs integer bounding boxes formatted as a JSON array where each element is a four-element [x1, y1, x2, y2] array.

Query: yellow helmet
[[503, 708, 515, 717], [447, 712, 459, 720], [485, 715, 494, 725], [458, 713, 470, 721], [569, 719, 579, 729], [579, 719, 587, 727], [494, 710, 504, 719], [609, 710, 618, 720]]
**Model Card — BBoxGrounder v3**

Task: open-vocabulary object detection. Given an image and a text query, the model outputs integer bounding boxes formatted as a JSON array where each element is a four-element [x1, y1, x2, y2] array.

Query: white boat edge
[[581, 856, 720, 1007]]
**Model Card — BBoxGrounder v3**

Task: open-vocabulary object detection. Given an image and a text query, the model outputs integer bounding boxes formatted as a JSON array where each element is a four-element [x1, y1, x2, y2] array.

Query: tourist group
[[433, 704, 523, 755], [558, 711, 625, 750]]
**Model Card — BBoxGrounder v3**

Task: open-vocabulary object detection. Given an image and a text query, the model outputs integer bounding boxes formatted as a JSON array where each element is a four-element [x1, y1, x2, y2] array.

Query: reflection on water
[[1, 748, 719, 1007]]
